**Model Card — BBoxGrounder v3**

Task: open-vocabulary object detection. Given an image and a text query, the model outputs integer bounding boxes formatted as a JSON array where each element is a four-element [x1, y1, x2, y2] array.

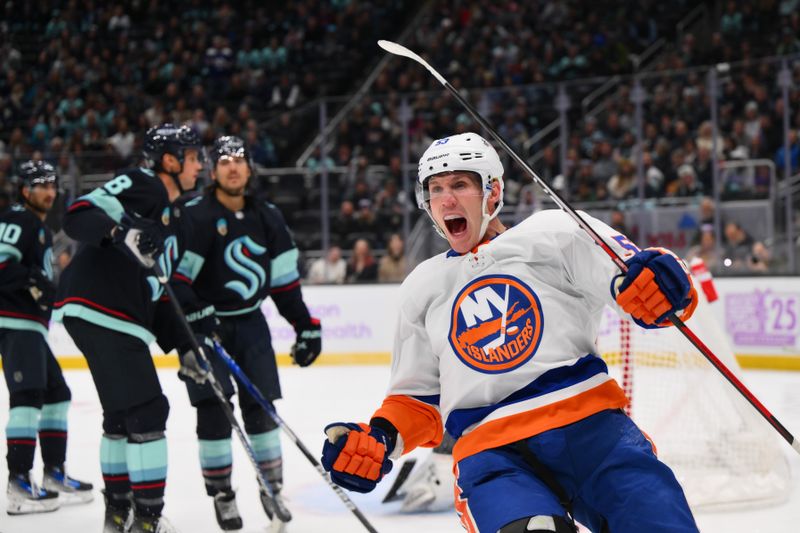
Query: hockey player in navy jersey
[[54, 124, 206, 533], [171, 135, 321, 531], [1, 161, 93, 515], [322, 133, 700, 533]]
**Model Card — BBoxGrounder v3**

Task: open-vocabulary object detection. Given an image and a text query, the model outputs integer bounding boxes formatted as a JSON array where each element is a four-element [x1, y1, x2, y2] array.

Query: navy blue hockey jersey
[[0, 205, 53, 338], [172, 192, 310, 325], [54, 168, 187, 350]]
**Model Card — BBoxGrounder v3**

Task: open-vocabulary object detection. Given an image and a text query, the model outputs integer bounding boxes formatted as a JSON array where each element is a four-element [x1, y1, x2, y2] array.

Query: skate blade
[[57, 489, 95, 505], [267, 518, 288, 533], [7, 499, 61, 515]]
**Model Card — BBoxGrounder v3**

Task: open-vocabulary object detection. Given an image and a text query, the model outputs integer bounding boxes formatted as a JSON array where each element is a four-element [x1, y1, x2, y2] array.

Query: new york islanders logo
[[449, 274, 543, 374]]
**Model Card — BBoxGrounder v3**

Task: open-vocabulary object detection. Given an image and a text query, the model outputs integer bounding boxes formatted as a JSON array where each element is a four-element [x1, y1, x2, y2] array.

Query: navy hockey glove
[[321, 422, 394, 493], [27, 268, 56, 311], [614, 248, 698, 329], [178, 335, 212, 385], [186, 303, 220, 338], [291, 318, 322, 367], [111, 217, 164, 268]]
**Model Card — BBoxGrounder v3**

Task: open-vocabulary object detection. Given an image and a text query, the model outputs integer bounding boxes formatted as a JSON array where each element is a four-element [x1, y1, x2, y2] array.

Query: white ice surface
[[1, 365, 798, 533]]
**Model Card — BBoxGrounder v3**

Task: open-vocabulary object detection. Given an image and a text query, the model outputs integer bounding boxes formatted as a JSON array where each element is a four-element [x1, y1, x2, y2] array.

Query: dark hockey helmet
[[17, 160, 59, 188], [142, 123, 203, 171], [210, 135, 252, 170]]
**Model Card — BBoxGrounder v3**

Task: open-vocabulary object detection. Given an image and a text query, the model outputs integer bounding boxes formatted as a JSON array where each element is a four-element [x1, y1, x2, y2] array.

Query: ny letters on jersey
[[449, 274, 543, 374]]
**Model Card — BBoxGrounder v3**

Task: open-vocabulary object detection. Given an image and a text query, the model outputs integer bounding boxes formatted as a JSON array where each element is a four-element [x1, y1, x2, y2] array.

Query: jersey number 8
[[103, 174, 133, 196]]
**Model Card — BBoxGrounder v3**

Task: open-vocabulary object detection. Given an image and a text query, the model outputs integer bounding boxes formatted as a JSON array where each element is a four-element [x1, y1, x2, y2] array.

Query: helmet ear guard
[[416, 132, 505, 239]]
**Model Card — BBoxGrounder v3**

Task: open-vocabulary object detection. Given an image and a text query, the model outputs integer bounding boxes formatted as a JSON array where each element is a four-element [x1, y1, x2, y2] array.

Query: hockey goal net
[[596, 262, 790, 510]]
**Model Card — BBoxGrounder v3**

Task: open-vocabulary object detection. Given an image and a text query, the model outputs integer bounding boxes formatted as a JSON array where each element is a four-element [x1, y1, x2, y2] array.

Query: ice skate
[[129, 513, 179, 533], [261, 483, 292, 523], [43, 465, 94, 505], [213, 489, 243, 530], [6, 471, 60, 515], [103, 490, 133, 533]]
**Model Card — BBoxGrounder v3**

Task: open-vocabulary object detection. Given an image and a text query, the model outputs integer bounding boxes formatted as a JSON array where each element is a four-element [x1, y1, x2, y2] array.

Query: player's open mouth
[[444, 215, 467, 236]]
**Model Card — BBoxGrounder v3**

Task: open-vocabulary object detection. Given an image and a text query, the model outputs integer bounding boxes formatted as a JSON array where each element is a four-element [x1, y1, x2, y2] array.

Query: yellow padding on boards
[[0, 352, 394, 370], [1, 353, 798, 371]]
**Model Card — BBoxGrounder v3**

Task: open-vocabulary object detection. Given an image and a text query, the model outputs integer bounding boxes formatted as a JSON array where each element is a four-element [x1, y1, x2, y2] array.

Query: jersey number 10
[[0, 223, 22, 245]]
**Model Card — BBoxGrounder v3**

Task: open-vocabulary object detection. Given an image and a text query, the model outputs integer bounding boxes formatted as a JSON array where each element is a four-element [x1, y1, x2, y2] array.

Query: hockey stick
[[377, 39, 800, 455], [149, 262, 291, 522], [211, 340, 380, 533]]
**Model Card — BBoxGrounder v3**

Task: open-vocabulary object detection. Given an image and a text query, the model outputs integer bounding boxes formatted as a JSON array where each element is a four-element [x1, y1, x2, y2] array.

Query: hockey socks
[[39, 401, 69, 468], [198, 438, 233, 495], [6, 406, 40, 475], [250, 429, 283, 488], [127, 433, 168, 517], [101, 433, 131, 500]]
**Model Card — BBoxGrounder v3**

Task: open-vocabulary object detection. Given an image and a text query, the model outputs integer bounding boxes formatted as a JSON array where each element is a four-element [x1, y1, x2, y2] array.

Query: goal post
[[596, 260, 790, 510]]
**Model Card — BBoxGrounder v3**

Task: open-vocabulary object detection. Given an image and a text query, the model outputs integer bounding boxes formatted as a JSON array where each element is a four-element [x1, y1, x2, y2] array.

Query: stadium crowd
[[1, 0, 799, 281]]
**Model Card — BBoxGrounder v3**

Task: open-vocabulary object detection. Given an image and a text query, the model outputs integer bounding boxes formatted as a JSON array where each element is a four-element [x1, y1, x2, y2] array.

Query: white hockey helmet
[[416, 132, 505, 239]]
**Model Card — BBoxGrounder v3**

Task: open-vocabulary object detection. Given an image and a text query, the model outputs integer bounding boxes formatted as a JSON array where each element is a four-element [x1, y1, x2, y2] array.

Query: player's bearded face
[[214, 156, 250, 196], [24, 183, 57, 214], [178, 149, 203, 191], [428, 172, 485, 253]]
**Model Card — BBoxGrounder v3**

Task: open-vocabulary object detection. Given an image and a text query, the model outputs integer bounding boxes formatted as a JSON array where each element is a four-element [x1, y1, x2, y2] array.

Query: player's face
[[24, 183, 57, 214], [214, 155, 251, 196], [427, 172, 485, 253], [178, 149, 203, 191]]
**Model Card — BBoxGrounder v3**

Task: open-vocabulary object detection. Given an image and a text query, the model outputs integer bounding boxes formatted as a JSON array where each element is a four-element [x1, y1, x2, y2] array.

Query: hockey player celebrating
[[321, 133, 701, 533], [1, 161, 93, 515], [54, 124, 206, 533], [171, 135, 321, 531]]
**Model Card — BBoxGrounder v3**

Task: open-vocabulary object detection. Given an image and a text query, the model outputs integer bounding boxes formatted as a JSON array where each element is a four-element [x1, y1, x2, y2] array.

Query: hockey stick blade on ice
[[150, 262, 291, 522], [377, 39, 800, 455], [211, 341, 380, 533]]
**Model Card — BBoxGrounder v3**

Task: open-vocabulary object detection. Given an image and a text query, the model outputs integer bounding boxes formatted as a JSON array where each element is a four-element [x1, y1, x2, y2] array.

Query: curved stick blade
[[377, 40, 446, 86]]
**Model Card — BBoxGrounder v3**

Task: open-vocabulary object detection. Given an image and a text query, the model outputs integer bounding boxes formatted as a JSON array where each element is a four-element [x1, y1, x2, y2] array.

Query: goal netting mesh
[[596, 275, 790, 510]]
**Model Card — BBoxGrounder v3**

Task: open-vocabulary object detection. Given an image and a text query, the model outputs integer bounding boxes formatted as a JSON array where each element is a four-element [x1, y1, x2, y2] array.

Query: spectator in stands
[[722, 221, 756, 271], [346, 238, 378, 283], [378, 234, 407, 283], [107, 117, 135, 163], [374, 178, 406, 232], [748, 241, 772, 273], [609, 208, 637, 243], [355, 198, 379, 240], [608, 158, 637, 200], [334, 200, 358, 245], [642, 151, 665, 196], [668, 164, 704, 197], [514, 183, 542, 225], [775, 129, 799, 175], [307, 245, 347, 284], [686, 226, 721, 273]]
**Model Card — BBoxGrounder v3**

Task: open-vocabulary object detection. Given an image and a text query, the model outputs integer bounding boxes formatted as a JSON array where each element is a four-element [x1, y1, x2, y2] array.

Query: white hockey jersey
[[372, 209, 641, 463]]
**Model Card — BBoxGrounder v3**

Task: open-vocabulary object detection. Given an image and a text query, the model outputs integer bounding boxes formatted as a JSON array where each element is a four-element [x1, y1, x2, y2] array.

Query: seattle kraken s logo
[[224, 236, 267, 300], [146, 236, 179, 301]]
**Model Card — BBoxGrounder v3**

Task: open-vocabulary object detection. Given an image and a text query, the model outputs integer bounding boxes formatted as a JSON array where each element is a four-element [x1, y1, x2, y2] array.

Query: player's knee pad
[[9, 389, 44, 409], [126, 394, 169, 435], [196, 399, 233, 440], [241, 402, 275, 435], [498, 515, 578, 533], [43, 381, 71, 404]]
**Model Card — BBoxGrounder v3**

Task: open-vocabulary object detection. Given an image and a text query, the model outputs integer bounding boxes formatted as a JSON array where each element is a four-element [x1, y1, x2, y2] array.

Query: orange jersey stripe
[[454, 463, 478, 533], [372, 395, 443, 454], [453, 380, 629, 463]]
